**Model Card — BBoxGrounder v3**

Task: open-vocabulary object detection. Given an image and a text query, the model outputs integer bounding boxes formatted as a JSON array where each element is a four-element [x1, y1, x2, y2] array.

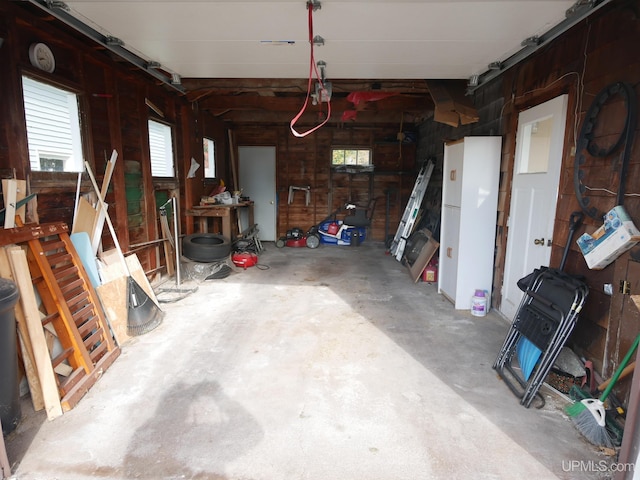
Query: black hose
[[574, 82, 637, 219], [559, 211, 584, 271]]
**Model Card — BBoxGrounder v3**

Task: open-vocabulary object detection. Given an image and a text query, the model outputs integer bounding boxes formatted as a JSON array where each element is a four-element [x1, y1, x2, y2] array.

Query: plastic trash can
[[0, 279, 21, 435]]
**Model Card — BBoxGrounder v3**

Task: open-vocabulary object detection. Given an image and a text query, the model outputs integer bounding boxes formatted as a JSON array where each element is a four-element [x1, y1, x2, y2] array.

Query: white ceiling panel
[[62, 0, 577, 79]]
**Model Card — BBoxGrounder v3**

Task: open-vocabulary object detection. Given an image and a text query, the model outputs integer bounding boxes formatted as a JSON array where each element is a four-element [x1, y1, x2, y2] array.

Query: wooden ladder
[[0, 222, 119, 411]]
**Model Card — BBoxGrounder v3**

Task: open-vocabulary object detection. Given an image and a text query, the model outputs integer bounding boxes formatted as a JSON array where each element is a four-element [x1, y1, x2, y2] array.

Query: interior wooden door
[[238, 146, 277, 241], [500, 95, 568, 321]]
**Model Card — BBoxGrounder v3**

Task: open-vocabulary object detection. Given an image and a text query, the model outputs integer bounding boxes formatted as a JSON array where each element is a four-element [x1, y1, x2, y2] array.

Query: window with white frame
[[203, 137, 216, 178], [148, 119, 175, 177], [22, 76, 84, 172], [331, 148, 372, 167]]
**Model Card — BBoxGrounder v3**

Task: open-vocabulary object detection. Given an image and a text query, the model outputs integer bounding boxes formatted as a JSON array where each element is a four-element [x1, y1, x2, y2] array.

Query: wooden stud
[[7, 246, 62, 420], [2, 180, 17, 229]]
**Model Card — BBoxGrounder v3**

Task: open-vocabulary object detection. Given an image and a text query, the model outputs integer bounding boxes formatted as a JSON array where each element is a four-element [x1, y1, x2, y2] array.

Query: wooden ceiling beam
[[183, 78, 431, 102], [209, 108, 431, 126], [199, 94, 433, 113], [183, 78, 435, 125]]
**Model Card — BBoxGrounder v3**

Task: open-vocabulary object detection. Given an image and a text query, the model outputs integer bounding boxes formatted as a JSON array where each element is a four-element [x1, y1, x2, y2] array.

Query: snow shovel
[[84, 161, 164, 336]]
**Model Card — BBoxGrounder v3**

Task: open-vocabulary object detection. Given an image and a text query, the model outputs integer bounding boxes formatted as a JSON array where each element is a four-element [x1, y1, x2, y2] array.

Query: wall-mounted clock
[[28, 42, 55, 73]]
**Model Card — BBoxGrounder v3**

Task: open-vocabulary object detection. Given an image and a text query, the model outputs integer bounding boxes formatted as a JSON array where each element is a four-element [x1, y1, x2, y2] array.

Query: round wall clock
[[28, 42, 56, 73]]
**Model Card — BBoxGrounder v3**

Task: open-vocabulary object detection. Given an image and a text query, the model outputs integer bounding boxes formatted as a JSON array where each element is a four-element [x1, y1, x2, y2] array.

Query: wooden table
[[186, 202, 254, 241]]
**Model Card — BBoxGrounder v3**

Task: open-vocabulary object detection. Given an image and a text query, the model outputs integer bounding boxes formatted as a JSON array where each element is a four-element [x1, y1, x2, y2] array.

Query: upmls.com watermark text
[[562, 460, 635, 473]]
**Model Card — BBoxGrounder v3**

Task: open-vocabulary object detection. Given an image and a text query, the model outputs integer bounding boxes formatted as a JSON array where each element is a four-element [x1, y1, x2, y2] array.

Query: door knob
[[534, 238, 545, 245]]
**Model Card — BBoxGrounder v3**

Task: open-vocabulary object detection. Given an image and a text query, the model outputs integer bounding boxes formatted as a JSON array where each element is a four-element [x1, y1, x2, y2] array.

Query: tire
[[306, 233, 320, 249], [275, 238, 286, 248], [182, 233, 231, 262]]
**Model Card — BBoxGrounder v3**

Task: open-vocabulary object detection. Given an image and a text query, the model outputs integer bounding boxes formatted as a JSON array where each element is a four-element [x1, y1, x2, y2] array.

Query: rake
[[85, 161, 164, 336]]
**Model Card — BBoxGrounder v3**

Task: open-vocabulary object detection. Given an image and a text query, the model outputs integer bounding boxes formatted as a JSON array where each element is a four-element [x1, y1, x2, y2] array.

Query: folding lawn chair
[[493, 267, 588, 408]]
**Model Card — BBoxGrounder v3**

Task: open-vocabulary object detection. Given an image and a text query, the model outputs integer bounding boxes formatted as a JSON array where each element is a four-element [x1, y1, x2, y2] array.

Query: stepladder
[[389, 160, 434, 261]]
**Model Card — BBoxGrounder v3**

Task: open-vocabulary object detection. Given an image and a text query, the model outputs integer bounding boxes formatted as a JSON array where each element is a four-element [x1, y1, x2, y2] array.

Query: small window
[[518, 116, 553, 174], [331, 148, 372, 167], [22, 76, 84, 172], [148, 119, 175, 177], [203, 137, 216, 178]]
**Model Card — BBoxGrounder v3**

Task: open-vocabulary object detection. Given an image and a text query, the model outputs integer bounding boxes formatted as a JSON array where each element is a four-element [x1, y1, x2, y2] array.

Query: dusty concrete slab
[[4, 242, 613, 479]]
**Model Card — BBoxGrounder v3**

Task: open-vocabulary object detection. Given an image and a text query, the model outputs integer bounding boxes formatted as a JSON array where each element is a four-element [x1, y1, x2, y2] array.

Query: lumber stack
[[0, 222, 120, 419]]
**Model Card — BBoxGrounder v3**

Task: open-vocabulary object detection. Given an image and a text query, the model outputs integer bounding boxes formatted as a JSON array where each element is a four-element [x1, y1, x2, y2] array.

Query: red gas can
[[327, 222, 339, 235], [422, 258, 438, 283]]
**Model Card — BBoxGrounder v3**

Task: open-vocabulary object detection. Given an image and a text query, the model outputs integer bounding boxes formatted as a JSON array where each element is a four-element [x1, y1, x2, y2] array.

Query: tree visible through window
[[331, 148, 372, 166], [22, 76, 84, 172]]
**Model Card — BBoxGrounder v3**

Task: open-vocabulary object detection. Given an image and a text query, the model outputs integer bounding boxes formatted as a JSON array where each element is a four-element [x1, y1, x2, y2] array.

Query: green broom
[[565, 332, 639, 448]]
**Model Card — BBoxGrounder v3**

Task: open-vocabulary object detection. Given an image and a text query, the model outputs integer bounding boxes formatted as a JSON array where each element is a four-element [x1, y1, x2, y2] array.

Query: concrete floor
[[5, 241, 614, 479]]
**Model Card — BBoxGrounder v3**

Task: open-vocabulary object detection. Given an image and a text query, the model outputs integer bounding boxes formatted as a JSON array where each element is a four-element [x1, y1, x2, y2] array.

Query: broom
[[565, 332, 639, 447]]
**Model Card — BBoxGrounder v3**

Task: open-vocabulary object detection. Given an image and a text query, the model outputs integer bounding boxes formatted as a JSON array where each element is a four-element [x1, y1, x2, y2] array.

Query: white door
[[500, 95, 568, 320], [238, 146, 277, 241]]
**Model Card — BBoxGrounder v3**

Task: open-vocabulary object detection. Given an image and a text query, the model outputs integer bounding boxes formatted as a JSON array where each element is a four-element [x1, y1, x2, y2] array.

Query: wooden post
[[7, 246, 62, 420]]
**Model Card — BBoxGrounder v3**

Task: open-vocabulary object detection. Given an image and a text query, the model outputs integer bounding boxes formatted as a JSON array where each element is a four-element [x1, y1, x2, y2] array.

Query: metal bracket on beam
[[105, 36, 124, 47], [307, 0, 321, 11], [24, 0, 185, 94], [466, 0, 612, 95], [521, 36, 540, 48], [566, 0, 597, 18], [45, 0, 69, 10]]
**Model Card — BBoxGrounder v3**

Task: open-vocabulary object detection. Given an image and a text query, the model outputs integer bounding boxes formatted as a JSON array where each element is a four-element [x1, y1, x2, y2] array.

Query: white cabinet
[[438, 137, 501, 309]]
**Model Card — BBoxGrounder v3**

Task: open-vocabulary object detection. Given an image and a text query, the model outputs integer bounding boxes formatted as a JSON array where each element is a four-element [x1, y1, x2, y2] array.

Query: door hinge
[[620, 280, 632, 295]]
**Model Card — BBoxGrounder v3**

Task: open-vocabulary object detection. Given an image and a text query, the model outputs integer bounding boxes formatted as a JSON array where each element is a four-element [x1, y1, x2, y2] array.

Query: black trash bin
[[0, 278, 21, 435]]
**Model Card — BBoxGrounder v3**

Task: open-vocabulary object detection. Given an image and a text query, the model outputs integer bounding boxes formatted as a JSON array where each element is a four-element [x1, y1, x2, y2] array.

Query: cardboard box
[[576, 206, 640, 270], [406, 229, 439, 283]]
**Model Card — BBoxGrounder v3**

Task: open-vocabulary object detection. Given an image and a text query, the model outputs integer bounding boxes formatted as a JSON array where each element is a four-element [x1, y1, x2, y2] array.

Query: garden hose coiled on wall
[[574, 81, 637, 219]]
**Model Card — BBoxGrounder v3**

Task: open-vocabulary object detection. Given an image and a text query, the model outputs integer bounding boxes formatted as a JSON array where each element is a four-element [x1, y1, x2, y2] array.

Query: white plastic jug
[[471, 289, 489, 317]]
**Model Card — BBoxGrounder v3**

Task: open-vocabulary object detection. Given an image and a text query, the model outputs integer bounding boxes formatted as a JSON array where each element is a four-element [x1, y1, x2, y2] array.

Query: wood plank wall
[[417, 0, 640, 390], [231, 126, 417, 241], [0, 2, 201, 276]]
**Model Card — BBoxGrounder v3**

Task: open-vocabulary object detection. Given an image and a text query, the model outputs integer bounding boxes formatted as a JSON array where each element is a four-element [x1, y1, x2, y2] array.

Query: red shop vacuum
[[232, 251, 258, 269]]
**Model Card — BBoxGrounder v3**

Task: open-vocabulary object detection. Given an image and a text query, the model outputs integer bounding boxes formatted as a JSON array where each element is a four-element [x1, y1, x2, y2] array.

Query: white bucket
[[471, 289, 488, 317]]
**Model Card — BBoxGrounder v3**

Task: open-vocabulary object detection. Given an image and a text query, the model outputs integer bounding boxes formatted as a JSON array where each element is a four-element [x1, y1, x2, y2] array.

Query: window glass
[[148, 119, 175, 177], [203, 138, 216, 178], [22, 76, 84, 172], [331, 148, 372, 166], [518, 116, 553, 174]]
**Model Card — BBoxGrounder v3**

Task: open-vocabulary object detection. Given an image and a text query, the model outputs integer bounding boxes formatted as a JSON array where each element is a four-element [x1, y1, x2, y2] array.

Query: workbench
[[185, 202, 254, 241]]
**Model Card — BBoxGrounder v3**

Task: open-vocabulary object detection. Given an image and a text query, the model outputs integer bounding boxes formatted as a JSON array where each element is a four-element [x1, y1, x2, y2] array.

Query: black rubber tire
[[275, 238, 286, 248], [182, 233, 231, 262]]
